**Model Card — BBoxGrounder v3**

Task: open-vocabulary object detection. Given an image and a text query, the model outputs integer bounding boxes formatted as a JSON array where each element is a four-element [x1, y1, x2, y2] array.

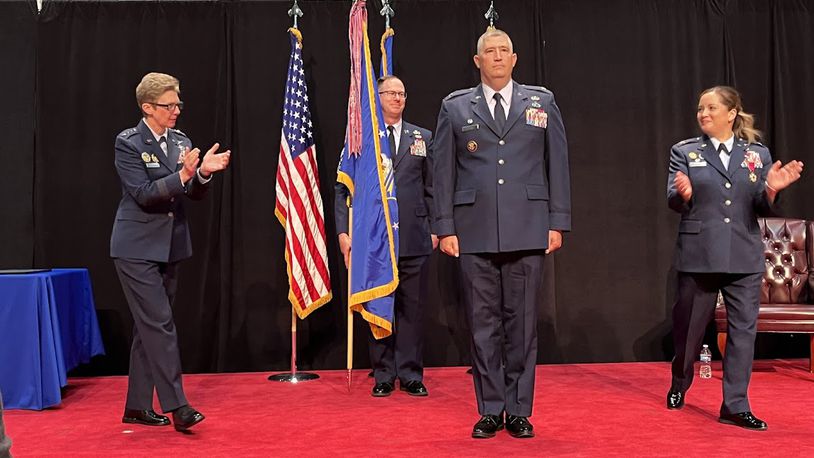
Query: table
[[0, 268, 105, 410]]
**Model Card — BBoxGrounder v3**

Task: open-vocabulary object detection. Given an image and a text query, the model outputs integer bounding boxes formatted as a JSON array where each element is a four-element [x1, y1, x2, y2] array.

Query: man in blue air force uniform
[[433, 29, 571, 439], [111, 72, 231, 432], [335, 75, 437, 398]]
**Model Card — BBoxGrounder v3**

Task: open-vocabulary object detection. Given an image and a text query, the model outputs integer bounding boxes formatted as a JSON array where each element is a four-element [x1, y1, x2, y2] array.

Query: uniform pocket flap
[[679, 219, 701, 234], [453, 189, 476, 205], [116, 210, 151, 223], [526, 184, 549, 200]]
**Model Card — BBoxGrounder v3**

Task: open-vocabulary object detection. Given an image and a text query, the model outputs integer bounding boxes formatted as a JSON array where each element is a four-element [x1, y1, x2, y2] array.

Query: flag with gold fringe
[[336, 0, 398, 339], [275, 27, 332, 319]]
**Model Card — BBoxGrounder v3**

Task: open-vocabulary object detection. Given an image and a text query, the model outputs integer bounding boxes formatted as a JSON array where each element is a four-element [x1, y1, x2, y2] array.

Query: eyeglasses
[[150, 101, 185, 111], [378, 91, 406, 99]]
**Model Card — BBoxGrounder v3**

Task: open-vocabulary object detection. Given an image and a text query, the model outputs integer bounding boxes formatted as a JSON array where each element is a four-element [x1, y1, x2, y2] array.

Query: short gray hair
[[476, 29, 513, 54]]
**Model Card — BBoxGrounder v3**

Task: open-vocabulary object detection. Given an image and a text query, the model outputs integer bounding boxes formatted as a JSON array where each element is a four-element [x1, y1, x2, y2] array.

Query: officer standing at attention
[[666, 86, 803, 430], [433, 29, 571, 439], [111, 72, 231, 432], [336, 75, 437, 398]]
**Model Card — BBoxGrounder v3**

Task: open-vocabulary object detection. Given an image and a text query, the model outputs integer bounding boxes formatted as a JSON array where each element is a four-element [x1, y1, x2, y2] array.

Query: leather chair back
[[808, 222, 814, 301], [761, 218, 808, 304]]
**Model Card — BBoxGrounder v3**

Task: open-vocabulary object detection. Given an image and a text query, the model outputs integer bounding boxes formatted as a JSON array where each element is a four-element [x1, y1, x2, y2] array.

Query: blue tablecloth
[[0, 268, 105, 410]]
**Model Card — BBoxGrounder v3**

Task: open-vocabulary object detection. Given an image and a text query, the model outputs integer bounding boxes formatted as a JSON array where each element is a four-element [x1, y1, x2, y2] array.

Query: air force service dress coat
[[110, 119, 209, 263], [433, 83, 571, 251], [667, 135, 774, 273]]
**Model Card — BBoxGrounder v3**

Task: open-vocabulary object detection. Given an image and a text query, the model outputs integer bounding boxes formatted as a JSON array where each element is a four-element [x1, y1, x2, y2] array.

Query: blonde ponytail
[[733, 110, 761, 144]]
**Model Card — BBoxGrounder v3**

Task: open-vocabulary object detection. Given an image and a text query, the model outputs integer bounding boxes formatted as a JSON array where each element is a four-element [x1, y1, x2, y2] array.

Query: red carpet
[[4, 360, 813, 456]]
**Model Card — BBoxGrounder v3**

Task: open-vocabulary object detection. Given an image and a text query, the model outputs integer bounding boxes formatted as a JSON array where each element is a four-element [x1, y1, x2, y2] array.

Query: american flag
[[275, 28, 332, 318]]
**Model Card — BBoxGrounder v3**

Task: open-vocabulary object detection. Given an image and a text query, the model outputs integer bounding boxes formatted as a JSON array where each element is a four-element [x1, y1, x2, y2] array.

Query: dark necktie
[[159, 136, 168, 156], [387, 125, 397, 158], [717, 143, 729, 155], [493, 93, 506, 133]]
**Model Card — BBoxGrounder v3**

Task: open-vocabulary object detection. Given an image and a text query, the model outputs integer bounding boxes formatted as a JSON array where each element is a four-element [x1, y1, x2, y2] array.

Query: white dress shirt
[[482, 81, 513, 120], [710, 135, 735, 169]]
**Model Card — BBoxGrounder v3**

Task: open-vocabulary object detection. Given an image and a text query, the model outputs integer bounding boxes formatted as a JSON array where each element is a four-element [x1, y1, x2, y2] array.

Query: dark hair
[[699, 86, 762, 144]]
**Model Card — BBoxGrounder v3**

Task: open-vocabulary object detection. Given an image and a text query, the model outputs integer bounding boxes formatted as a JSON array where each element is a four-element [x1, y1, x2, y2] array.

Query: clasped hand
[[181, 143, 232, 182]]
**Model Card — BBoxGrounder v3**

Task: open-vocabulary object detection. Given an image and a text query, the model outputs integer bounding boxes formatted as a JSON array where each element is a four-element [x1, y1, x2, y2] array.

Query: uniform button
[[725, 200, 731, 206], [170, 197, 175, 202], [498, 179, 505, 185], [724, 217, 730, 223], [168, 212, 174, 217], [725, 182, 731, 188], [499, 140, 505, 145], [498, 159, 505, 165]]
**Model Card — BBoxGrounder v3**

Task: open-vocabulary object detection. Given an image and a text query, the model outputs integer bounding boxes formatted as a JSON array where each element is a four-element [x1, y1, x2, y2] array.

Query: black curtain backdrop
[[1, 0, 812, 375], [0, 1, 37, 267]]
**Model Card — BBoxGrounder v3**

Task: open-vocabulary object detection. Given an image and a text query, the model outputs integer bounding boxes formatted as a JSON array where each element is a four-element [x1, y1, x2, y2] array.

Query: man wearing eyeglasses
[[335, 75, 437, 398], [110, 72, 230, 432]]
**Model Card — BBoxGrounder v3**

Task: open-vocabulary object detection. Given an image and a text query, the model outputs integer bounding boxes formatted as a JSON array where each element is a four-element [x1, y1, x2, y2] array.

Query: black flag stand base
[[268, 309, 319, 383], [268, 372, 319, 383]]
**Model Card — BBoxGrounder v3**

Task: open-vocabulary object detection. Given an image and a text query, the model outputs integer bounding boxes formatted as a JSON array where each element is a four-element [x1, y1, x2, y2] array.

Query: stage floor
[[4, 360, 813, 456]]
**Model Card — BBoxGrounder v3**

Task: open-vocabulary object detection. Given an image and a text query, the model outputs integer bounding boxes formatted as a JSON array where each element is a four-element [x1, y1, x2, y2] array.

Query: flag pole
[[268, 0, 319, 384], [268, 309, 319, 382], [346, 207, 354, 393], [347, 291, 354, 392]]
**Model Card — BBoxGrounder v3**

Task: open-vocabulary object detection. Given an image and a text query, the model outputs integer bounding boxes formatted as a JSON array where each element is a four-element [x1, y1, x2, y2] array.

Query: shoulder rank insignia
[[444, 87, 475, 101], [676, 137, 701, 147]]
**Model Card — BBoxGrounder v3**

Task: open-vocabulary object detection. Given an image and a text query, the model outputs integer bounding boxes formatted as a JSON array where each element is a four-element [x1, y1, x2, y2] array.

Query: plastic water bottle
[[699, 345, 712, 379]]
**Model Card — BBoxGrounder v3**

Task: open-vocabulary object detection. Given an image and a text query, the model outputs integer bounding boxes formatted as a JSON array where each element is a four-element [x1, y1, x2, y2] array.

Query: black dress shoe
[[372, 381, 395, 397], [122, 409, 170, 426], [506, 415, 534, 438], [172, 405, 205, 431], [471, 414, 504, 439], [718, 411, 767, 431], [667, 390, 685, 410], [400, 380, 428, 396]]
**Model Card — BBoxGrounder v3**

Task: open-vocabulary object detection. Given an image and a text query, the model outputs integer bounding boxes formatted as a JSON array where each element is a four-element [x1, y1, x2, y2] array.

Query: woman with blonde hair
[[665, 86, 803, 430]]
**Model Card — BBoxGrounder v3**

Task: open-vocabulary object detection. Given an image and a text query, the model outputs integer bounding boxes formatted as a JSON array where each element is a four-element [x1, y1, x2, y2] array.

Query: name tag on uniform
[[462, 124, 479, 132], [689, 161, 707, 167], [142, 152, 161, 168], [526, 107, 548, 128]]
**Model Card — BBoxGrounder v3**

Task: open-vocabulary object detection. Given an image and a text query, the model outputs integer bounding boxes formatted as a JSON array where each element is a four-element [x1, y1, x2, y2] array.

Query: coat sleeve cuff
[[434, 218, 455, 237], [549, 213, 571, 231]]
